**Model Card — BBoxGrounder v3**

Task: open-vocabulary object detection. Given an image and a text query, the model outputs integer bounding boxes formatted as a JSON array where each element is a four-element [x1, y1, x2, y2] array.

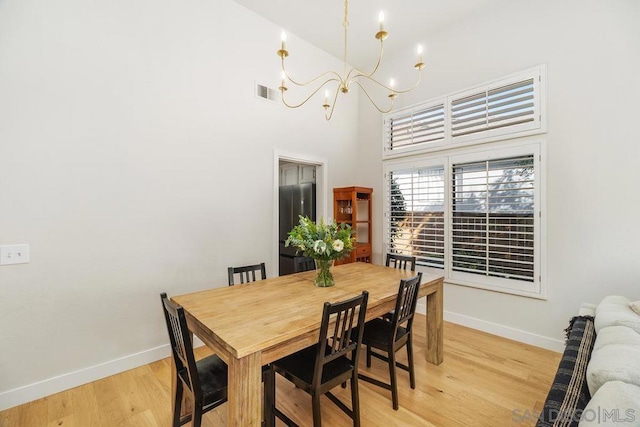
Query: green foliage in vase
[[285, 216, 355, 261]]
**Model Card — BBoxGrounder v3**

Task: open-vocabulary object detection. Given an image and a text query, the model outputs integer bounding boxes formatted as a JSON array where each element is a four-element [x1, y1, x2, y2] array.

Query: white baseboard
[[0, 344, 171, 412], [2, 308, 564, 412], [416, 302, 564, 353]]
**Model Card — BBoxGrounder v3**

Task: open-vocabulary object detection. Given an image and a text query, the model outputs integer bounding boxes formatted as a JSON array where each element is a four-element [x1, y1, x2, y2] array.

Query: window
[[451, 78, 535, 138], [451, 155, 535, 283], [383, 66, 545, 158], [384, 145, 542, 297], [387, 165, 445, 268], [383, 66, 546, 298], [384, 102, 445, 153]]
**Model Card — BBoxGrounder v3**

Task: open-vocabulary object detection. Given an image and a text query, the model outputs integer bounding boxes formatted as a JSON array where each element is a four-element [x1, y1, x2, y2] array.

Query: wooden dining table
[[171, 262, 444, 426]]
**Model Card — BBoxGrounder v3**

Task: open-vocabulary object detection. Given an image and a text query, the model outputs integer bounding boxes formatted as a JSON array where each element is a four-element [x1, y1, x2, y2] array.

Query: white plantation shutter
[[383, 66, 544, 158], [384, 146, 542, 296], [451, 78, 536, 138], [383, 66, 545, 297], [451, 155, 535, 282], [384, 102, 445, 153], [386, 166, 445, 268]]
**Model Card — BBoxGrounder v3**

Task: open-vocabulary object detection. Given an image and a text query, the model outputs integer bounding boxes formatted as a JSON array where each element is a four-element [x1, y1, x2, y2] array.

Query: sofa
[[536, 296, 640, 427]]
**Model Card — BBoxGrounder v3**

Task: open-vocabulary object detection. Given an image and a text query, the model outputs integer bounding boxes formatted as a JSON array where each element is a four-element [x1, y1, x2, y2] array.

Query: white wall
[[357, 0, 640, 350], [0, 0, 359, 409]]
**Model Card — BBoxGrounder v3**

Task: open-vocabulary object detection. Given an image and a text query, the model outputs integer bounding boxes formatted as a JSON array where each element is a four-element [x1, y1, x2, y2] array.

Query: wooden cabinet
[[333, 186, 372, 264]]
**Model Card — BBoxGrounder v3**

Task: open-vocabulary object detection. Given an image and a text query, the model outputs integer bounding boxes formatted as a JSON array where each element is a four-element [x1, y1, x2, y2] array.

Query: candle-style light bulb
[[281, 31, 287, 50], [378, 11, 385, 31], [414, 44, 425, 70], [324, 90, 329, 103], [388, 78, 397, 99]]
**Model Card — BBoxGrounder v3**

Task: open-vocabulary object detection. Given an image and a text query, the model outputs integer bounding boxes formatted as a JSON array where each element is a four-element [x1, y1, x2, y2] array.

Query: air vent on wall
[[256, 83, 279, 103]]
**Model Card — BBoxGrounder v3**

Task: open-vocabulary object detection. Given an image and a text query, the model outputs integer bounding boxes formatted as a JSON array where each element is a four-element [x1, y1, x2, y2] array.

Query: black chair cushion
[[362, 318, 408, 348], [273, 344, 354, 386], [196, 354, 228, 405]]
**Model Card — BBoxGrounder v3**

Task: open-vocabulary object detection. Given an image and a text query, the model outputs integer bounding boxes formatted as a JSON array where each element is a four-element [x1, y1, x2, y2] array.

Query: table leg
[[425, 280, 444, 365], [228, 352, 262, 426]]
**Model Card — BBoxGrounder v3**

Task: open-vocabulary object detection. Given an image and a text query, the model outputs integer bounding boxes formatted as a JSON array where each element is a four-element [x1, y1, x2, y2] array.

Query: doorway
[[273, 151, 328, 276]]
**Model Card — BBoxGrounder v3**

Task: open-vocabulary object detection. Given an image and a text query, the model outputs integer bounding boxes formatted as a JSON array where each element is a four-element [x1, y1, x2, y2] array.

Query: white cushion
[[578, 381, 640, 426], [631, 300, 640, 316], [595, 295, 640, 334], [593, 326, 640, 351], [586, 343, 640, 396]]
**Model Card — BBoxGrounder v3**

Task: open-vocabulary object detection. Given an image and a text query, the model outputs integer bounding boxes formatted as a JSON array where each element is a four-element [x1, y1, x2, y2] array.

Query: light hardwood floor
[[0, 315, 561, 426]]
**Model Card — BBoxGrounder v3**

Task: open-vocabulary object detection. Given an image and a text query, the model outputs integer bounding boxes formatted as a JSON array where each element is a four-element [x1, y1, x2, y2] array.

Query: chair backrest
[[228, 262, 267, 286], [385, 253, 417, 271], [160, 293, 201, 395], [390, 273, 422, 339], [294, 257, 316, 273], [313, 291, 369, 387]]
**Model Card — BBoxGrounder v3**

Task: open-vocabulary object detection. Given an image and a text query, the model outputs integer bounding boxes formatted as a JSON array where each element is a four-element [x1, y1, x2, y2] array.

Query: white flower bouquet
[[285, 216, 355, 261], [285, 216, 355, 286]]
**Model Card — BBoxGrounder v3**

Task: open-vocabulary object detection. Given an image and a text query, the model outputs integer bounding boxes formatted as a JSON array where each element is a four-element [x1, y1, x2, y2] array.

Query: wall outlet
[[0, 244, 30, 266]]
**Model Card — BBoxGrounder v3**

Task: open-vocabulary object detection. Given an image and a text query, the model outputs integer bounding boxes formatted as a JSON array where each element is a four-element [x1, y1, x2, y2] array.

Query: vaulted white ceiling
[[232, 0, 511, 69]]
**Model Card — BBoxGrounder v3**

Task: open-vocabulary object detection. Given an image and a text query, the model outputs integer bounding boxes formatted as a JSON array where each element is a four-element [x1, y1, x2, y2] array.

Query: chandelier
[[277, 0, 425, 121]]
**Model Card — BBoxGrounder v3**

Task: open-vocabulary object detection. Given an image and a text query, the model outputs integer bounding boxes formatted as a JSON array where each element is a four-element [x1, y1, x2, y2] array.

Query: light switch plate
[[0, 244, 30, 265]]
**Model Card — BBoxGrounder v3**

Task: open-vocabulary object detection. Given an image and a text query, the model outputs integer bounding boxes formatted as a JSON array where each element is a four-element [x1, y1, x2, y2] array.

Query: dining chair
[[293, 256, 316, 273], [381, 253, 417, 321], [227, 262, 266, 286], [161, 293, 274, 426], [268, 291, 369, 427], [160, 293, 228, 427], [358, 272, 422, 410], [385, 253, 416, 271]]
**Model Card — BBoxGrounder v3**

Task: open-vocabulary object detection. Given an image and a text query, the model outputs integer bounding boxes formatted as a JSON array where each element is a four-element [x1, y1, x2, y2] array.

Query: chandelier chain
[[343, 0, 349, 80], [344, 0, 349, 28]]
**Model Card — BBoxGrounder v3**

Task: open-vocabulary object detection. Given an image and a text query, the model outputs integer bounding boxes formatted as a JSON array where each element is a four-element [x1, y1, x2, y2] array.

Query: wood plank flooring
[[0, 316, 561, 426]]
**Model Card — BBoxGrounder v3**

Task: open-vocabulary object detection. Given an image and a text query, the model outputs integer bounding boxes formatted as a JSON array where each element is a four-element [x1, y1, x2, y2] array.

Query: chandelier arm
[[281, 78, 341, 109], [351, 68, 423, 94], [282, 59, 343, 88], [387, 69, 423, 94], [351, 81, 394, 114], [324, 86, 341, 121], [345, 39, 384, 82]]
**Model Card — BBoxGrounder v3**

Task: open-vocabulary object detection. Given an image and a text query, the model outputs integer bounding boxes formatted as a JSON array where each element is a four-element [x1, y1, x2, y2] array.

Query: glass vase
[[314, 259, 335, 287]]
